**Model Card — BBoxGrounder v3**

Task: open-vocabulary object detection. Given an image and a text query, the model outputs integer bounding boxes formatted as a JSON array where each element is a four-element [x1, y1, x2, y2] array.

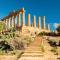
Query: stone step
[[21, 51, 43, 57], [22, 53, 43, 55], [18, 36, 44, 60], [22, 54, 44, 57], [26, 49, 41, 51], [25, 47, 42, 51], [19, 56, 44, 60], [24, 51, 42, 53]]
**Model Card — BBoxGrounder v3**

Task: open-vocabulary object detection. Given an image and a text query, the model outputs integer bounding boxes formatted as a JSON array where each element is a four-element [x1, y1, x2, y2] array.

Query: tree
[[56, 24, 60, 34]]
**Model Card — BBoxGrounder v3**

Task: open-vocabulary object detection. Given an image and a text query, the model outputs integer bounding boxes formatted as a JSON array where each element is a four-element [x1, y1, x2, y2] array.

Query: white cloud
[[54, 23, 59, 28]]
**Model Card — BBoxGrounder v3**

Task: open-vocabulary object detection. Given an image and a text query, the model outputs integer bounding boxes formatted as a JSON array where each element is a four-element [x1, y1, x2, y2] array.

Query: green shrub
[[56, 24, 60, 34], [0, 49, 5, 55], [10, 50, 16, 55], [0, 41, 13, 53], [51, 47, 57, 52], [10, 39, 25, 50], [0, 35, 2, 39], [17, 52, 24, 59], [40, 44, 45, 52], [23, 36, 34, 46], [38, 32, 47, 36], [58, 40, 60, 46], [51, 47, 58, 55]]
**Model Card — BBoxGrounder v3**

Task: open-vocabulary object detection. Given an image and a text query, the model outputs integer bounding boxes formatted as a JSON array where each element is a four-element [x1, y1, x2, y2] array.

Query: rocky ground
[[0, 36, 60, 60], [18, 36, 60, 60]]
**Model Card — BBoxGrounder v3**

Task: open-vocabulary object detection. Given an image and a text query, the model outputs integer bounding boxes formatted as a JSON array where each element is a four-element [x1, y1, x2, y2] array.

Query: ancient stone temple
[[1, 8, 50, 35]]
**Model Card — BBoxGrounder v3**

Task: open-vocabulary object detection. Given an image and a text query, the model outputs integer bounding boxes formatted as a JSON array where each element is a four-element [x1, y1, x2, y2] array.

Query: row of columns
[[3, 8, 25, 31], [5, 16, 16, 29], [28, 14, 50, 30], [2, 8, 50, 31]]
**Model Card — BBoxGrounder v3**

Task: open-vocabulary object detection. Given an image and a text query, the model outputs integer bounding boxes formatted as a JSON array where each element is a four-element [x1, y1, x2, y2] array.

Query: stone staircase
[[22, 47, 43, 57], [18, 36, 44, 60], [18, 36, 57, 60]]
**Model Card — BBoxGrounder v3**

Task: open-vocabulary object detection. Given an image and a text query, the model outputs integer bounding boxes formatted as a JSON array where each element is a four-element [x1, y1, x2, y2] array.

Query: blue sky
[[0, 0, 60, 31]]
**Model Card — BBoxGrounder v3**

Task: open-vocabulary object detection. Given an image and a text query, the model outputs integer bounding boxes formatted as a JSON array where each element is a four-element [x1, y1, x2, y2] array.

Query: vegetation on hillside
[[0, 22, 5, 33], [47, 38, 60, 55], [0, 27, 34, 55], [56, 24, 60, 34], [38, 32, 47, 36]]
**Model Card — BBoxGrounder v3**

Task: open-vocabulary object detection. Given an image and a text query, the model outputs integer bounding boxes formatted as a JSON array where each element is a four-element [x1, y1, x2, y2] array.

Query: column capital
[[22, 7, 25, 13], [22, 8, 24, 11]]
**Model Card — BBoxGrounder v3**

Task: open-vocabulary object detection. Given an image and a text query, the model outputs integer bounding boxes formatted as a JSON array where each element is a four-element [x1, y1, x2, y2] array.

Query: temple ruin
[[1, 8, 51, 35]]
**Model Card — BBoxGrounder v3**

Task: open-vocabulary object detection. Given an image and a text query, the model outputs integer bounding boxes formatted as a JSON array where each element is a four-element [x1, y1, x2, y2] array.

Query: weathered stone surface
[[0, 55, 17, 60]]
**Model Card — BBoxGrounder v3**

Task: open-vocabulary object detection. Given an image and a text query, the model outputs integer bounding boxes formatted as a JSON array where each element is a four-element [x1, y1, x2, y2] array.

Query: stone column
[[8, 17, 11, 28], [8, 18, 10, 28], [5, 19, 8, 31], [17, 12, 21, 27], [11, 16, 16, 28], [42, 16, 46, 29], [11, 17, 14, 28], [22, 8, 25, 26], [4, 19, 7, 26], [47, 24, 50, 30], [33, 16, 36, 27], [28, 13, 30, 26], [38, 16, 41, 29], [10, 17, 12, 28], [7, 19, 9, 29], [13, 16, 16, 28]]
